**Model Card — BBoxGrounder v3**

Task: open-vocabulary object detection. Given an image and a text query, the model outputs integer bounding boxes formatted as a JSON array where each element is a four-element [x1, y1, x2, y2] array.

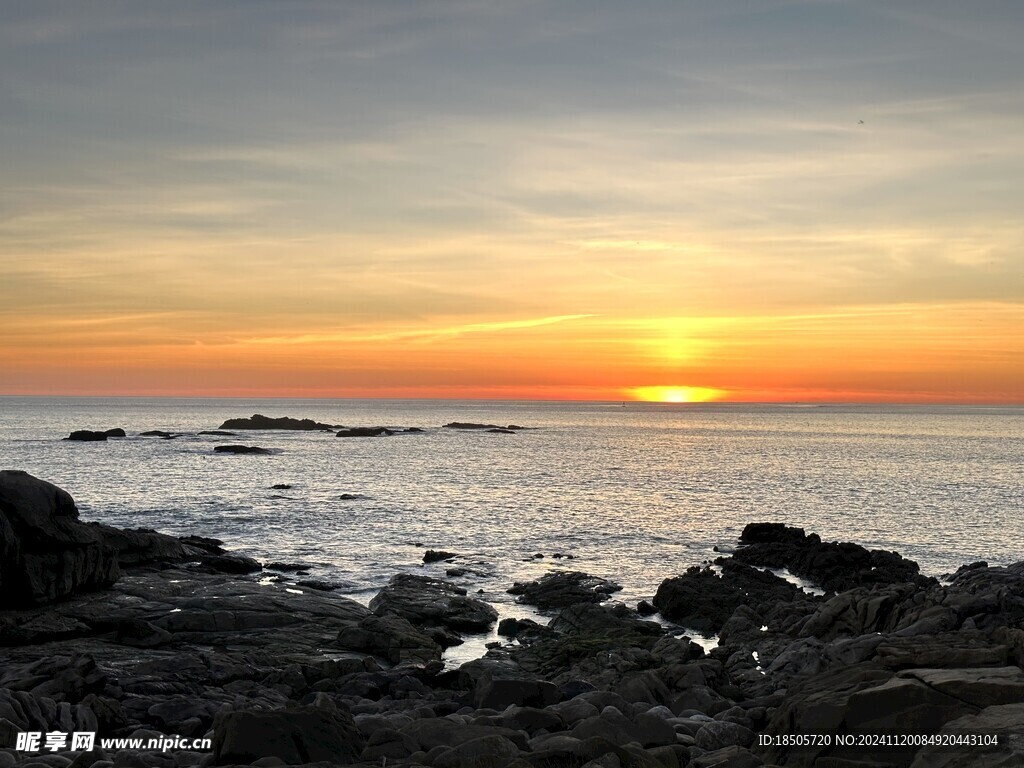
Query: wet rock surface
[[369, 573, 498, 633], [732, 522, 935, 592], [4, 479, 1024, 768], [508, 570, 623, 609]]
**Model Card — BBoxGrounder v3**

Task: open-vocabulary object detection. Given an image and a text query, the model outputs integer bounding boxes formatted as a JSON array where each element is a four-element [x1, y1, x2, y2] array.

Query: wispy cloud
[[244, 314, 598, 346]]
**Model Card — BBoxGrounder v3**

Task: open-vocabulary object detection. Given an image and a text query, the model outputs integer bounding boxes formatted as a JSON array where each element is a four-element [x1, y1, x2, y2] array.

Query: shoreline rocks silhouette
[[2, 472, 1023, 767], [218, 414, 341, 431]]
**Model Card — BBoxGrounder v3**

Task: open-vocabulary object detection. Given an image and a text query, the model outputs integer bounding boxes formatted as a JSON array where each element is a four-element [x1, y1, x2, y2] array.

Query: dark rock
[[0, 471, 120, 608], [734, 521, 934, 592], [338, 493, 361, 500], [359, 727, 418, 762], [198, 553, 262, 574], [398, 717, 529, 753], [139, 431, 174, 438], [336, 614, 442, 665], [212, 706, 363, 765], [426, 626, 465, 648], [487, 428, 515, 434], [336, 427, 394, 437], [218, 414, 340, 431], [90, 525, 186, 566], [296, 580, 339, 592], [740, 522, 809, 545], [508, 571, 622, 609], [911, 703, 1024, 767], [653, 561, 800, 633], [404, 427, 425, 433], [369, 573, 497, 632], [432, 734, 522, 768], [442, 422, 525, 430], [270, 484, 293, 490], [692, 746, 763, 767], [636, 600, 657, 616], [423, 549, 457, 563], [65, 431, 107, 441], [198, 430, 236, 436], [757, 664, 1024, 767], [65, 428, 126, 441], [213, 445, 270, 455], [510, 604, 665, 681], [177, 534, 224, 553], [497, 618, 521, 637], [952, 560, 989, 576], [112, 619, 174, 648], [475, 673, 561, 710], [548, 602, 663, 639], [265, 562, 308, 572]]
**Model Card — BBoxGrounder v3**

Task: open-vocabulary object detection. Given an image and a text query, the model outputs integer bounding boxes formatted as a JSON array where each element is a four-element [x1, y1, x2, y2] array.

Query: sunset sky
[[2, 1, 1022, 402]]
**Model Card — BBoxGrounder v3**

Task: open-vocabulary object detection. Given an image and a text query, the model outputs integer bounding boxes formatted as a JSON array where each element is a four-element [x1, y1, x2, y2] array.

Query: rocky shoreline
[[2, 470, 1023, 767]]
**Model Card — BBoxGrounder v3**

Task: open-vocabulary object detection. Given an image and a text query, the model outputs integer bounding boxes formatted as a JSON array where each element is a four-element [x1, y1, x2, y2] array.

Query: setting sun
[[629, 386, 724, 403]]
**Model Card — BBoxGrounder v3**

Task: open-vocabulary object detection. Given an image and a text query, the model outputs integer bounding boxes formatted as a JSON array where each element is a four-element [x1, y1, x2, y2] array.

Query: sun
[[628, 386, 723, 403], [662, 388, 690, 403]]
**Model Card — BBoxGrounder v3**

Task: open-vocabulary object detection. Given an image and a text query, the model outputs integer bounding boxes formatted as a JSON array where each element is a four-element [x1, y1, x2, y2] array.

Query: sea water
[[1, 397, 1022, 634]]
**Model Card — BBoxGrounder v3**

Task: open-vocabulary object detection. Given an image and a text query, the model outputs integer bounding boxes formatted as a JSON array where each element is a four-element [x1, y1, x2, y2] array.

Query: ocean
[[2, 396, 1022, 656]]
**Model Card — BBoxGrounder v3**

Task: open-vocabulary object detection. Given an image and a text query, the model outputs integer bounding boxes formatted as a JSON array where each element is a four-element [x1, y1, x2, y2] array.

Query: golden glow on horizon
[[1, 302, 1022, 403], [630, 386, 725, 403]]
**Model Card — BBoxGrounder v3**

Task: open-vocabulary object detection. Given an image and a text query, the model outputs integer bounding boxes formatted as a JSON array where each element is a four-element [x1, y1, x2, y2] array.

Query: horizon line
[[1, 392, 1022, 407]]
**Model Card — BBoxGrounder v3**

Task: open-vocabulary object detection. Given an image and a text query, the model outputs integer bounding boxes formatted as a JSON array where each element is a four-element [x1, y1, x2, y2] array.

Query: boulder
[[474, 673, 561, 710], [0, 471, 120, 608], [508, 571, 622, 609], [213, 445, 270, 455], [423, 549, 458, 563], [65, 431, 108, 441], [758, 665, 1024, 767], [336, 614, 442, 665], [653, 561, 799, 632], [218, 414, 340, 430], [733, 522, 934, 591], [336, 427, 393, 437], [909, 703, 1024, 767], [369, 573, 497, 632], [197, 553, 262, 574], [90, 525, 186, 565], [432, 734, 522, 768], [212, 706, 363, 765], [398, 719, 529, 753], [442, 422, 524, 430]]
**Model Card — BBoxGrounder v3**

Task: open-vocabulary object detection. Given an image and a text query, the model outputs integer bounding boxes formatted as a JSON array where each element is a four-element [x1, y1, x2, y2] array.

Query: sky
[[1, 1, 1022, 402]]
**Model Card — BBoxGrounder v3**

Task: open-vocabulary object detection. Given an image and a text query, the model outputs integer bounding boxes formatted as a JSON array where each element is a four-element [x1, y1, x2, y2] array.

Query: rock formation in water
[[3, 475, 1023, 767], [65, 428, 126, 441], [442, 422, 526, 431], [218, 414, 341, 431], [213, 445, 271, 455]]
